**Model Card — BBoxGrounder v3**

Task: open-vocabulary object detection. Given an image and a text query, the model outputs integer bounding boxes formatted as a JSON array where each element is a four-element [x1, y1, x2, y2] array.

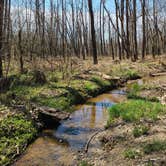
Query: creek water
[[14, 90, 126, 166]]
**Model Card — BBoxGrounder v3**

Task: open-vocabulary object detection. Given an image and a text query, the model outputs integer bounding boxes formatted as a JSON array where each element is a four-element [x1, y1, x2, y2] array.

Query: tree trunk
[[126, 0, 130, 59], [133, 0, 138, 61], [142, 0, 146, 59], [121, 0, 125, 59], [99, 1, 103, 55], [88, 0, 98, 64], [115, 0, 122, 60], [18, 29, 24, 73], [0, 0, 4, 77]]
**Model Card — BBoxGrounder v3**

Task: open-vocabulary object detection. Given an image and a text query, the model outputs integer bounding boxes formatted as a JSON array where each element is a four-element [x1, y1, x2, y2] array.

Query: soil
[[72, 56, 166, 166], [1, 55, 166, 166], [77, 75, 166, 166]]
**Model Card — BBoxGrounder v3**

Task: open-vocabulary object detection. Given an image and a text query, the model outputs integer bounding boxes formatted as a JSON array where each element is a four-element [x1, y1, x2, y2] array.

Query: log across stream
[[14, 90, 127, 166]]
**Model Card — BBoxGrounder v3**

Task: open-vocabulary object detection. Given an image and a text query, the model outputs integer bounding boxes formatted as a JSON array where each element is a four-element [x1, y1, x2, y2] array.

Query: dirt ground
[[74, 55, 166, 166], [80, 115, 166, 166], [1, 55, 166, 166]]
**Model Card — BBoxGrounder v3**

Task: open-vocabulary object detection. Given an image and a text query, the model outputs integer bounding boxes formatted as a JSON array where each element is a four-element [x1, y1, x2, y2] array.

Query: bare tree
[[142, 0, 146, 59], [0, 0, 4, 77], [133, 0, 138, 61], [126, 0, 130, 59], [88, 0, 98, 64]]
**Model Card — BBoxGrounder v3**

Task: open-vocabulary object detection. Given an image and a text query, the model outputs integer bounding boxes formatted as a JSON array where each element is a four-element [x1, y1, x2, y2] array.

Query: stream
[[14, 90, 127, 166]]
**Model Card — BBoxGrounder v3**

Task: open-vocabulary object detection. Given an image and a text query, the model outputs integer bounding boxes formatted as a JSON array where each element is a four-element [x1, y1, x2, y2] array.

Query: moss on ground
[[1, 67, 141, 113], [0, 72, 118, 112], [111, 67, 140, 80], [0, 114, 37, 166]]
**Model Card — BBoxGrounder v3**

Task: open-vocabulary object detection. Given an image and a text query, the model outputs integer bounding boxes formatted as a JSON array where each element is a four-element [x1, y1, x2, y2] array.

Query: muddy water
[[14, 90, 126, 166]]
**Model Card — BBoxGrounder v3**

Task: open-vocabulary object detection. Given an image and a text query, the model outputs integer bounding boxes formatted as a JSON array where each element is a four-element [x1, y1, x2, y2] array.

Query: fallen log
[[149, 72, 166, 77]]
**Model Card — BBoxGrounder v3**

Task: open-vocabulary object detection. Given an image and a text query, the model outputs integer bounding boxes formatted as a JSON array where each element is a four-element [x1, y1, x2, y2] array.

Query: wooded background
[[0, 0, 166, 77]]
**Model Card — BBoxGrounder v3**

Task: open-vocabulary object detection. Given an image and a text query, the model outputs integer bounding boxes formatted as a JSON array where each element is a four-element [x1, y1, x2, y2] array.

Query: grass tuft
[[79, 161, 91, 166], [127, 83, 159, 102], [132, 125, 149, 138], [108, 100, 165, 124], [123, 149, 140, 159], [143, 140, 166, 154], [125, 70, 140, 80]]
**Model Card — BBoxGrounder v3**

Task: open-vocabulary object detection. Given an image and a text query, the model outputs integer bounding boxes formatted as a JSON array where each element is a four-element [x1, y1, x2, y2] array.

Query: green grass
[[84, 81, 100, 96], [112, 67, 140, 80], [132, 125, 149, 138], [128, 83, 142, 94], [79, 161, 91, 166], [143, 140, 166, 154], [124, 140, 166, 160], [127, 94, 160, 102], [1, 71, 117, 113], [108, 100, 165, 124], [127, 83, 160, 102], [0, 114, 37, 166], [127, 83, 143, 100], [9, 85, 45, 100], [124, 70, 140, 80], [91, 76, 110, 87], [123, 149, 140, 159], [32, 96, 72, 111]]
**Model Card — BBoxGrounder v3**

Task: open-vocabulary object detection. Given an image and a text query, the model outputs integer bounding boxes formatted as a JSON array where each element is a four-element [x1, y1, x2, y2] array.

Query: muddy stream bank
[[14, 90, 127, 166], [13, 74, 166, 166]]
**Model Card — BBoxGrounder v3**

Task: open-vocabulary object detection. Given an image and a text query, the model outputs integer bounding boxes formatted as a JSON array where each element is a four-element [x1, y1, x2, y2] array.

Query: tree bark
[[142, 0, 146, 59], [126, 0, 130, 59], [88, 0, 98, 64], [0, 0, 4, 77], [115, 0, 122, 60], [133, 0, 138, 61]]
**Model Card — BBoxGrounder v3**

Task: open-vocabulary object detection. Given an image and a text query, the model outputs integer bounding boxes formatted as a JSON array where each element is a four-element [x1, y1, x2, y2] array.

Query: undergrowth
[[0, 114, 37, 166], [108, 100, 165, 124]]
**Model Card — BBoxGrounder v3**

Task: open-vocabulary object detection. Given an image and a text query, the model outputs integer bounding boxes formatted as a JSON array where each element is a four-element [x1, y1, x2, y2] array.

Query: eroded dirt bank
[[14, 91, 127, 166], [77, 75, 166, 166]]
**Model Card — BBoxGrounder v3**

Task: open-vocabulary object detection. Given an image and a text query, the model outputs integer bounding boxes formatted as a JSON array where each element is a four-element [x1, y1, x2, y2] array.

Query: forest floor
[[75, 56, 166, 166], [77, 75, 166, 166], [0, 55, 166, 165]]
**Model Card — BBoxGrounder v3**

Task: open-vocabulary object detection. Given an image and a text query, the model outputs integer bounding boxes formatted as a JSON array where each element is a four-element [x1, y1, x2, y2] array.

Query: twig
[[84, 129, 104, 153]]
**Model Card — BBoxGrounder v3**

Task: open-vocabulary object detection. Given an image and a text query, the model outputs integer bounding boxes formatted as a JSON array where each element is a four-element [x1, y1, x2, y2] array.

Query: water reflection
[[54, 92, 125, 150], [14, 90, 126, 166]]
